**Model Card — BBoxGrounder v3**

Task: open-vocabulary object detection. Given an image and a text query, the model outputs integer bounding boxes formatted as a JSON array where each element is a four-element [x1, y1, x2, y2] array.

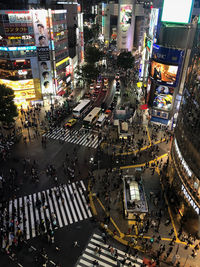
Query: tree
[[117, 51, 135, 71], [85, 46, 104, 65], [83, 26, 93, 44], [91, 23, 100, 40], [0, 84, 18, 125], [75, 64, 100, 86]]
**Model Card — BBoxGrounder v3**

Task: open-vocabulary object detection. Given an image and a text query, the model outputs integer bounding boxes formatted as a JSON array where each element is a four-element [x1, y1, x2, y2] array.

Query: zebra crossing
[[7, 180, 92, 240], [75, 233, 143, 267], [43, 127, 101, 149]]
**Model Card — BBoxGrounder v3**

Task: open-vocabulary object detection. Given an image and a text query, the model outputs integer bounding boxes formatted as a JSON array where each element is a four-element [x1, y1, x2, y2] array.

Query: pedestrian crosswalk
[[43, 127, 101, 149], [75, 233, 143, 267], [6, 180, 92, 240]]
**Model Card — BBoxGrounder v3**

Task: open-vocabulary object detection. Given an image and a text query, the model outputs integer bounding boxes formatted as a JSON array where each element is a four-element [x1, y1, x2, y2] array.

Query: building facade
[[168, 20, 200, 235], [0, 9, 70, 107]]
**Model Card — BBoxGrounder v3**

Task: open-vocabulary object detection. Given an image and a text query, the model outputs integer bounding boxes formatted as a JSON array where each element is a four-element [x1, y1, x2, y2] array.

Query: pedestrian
[[73, 241, 79, 247]]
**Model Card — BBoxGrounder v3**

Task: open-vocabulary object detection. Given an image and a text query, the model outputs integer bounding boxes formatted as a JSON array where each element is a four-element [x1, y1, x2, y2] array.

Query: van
[[96, 114, 107, 128]]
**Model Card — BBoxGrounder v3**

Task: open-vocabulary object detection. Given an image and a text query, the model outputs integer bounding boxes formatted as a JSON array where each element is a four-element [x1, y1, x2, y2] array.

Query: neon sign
[[0, 46, 36, 51], [181, 184, 199, 214]]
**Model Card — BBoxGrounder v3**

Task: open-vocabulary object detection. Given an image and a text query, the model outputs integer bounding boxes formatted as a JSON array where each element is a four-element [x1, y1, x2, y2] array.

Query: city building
[[0, 8, 70, 107], [168, 18, 200, 236], [146, 0, 198, 127]]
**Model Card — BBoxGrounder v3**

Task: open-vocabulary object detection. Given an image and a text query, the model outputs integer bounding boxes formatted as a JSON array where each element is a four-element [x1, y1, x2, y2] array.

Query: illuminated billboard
[[149, 8, 159, 39], [153, 85, 174, 111], [0, 79, 34, 90], [32, 10, 53, 94], [120, 5, 132, 32], [161, 0, 193, 24], [150, 61, 178, 86]]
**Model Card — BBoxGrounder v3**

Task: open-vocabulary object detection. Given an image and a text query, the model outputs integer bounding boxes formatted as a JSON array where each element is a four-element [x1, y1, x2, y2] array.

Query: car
[[115, 73, 120, 80], [84, 93, 91, 98], [90, 83, 95, 90], [96, 82, 101, 89], [115, 89, 120, 95], [65, 119, 77, 128], [104, 78, 108, 86]]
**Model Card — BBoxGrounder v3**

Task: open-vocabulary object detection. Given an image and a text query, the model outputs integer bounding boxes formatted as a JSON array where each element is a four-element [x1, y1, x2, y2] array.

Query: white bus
[[83, 107, 101, 128], [96, 114, 107, 128], [72, 99, 91, 118]]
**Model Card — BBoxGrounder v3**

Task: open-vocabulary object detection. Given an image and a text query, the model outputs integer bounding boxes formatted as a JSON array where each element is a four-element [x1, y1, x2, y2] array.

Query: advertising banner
[[120, 5, 132, 32], [32, 10, 49, 47], [149, 8, 159, 39], [5, 26, 29, 34], [8, 13, 32, 24], [0, 79, 34, 90], [152, 45, 184, 64], [32, 10, 53, 94], [161, 0, 193, 24], [153, 85, 174, 111], [14, 89, 36, 99], [150, 61, 178, 86]]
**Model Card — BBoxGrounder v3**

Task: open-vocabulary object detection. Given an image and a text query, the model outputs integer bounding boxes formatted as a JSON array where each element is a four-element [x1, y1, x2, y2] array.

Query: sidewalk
[[89, 118, 200, 266]]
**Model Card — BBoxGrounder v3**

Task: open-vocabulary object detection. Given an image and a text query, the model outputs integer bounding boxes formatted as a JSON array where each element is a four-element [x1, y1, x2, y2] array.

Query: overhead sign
[[152, 45, 184, 64], [4, 26, 29, 34], [161, 0, 194, 24], [0, 46, 36, 51], [8, 13, 32, 24]]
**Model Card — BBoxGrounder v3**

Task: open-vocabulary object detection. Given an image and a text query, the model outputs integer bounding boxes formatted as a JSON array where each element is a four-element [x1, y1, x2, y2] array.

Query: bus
[[96, 114, 107, 128], [72, 99, 91, 118], [83, 107, 101, 128]]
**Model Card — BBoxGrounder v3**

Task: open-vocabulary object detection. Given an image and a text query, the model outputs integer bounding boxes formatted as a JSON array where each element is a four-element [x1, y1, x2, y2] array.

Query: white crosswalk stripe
[[75, 233, 143, 267], [43, 127, 101, 149], [7, 180, 92, 240]]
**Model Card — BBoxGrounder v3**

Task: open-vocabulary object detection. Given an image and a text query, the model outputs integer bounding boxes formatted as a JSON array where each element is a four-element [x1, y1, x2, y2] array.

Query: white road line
[[55, 190, 68, 227], [91, 136, 98, 148], [68, 184, 83, 221], [51, 189, 63, 228], [32, 194, 40, 223], [72, 183, 87, 219], [80, 180, 86, 191], [81, 253, 111, 267], [63, 185, 78, 222], [28, 195, 35, 238], [24, 196, 30, 240], [19, 198, 24, 230], [59, 187, 73, 224]]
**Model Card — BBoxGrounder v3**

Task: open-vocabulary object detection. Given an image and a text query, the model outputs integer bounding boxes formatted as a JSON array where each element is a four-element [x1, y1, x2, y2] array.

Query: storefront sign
[[14, 89, 36, 99], [18, 70, 28, 75], [0, 79, 34, 90], [8, 13, 32, 24], [181, 184, 199, 214], [0, 46, 36, 51], [37, 47, 50, 61], [174, 138, 192, 177], [5, 26, 29, 34]]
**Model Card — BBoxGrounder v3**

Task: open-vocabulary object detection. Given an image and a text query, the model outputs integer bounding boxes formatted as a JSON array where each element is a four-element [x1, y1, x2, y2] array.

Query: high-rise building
[[168, 19, 200, 235], [0, 9, 70, 107]]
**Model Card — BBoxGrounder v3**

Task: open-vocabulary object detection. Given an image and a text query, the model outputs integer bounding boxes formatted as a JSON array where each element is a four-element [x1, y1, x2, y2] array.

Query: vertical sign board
[[32, 10, 53, 95], [118, 4, 133, 51]]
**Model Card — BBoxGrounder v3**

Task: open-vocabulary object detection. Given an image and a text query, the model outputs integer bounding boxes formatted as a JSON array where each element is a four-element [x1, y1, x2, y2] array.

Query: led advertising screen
[[120, 5, 132, 32], [0, 79, 34, 90], [153, 85, 174, 111], [150, 61, 178, 86], [161, 0, 193, 24], [149, 8, 159, 39]]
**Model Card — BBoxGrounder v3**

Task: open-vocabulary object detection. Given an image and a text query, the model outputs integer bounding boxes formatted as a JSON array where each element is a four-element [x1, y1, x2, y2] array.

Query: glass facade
[[168, 21, 200, 234]]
